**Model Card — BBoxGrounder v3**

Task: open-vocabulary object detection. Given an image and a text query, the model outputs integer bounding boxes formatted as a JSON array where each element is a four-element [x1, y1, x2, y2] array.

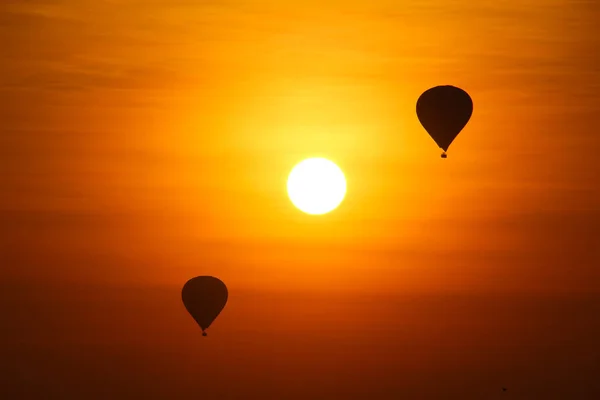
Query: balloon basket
[[441, 153, 447, 159], [202, 331, 207, 337]]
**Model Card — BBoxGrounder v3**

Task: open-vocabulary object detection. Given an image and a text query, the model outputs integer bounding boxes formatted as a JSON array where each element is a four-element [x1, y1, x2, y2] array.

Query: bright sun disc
[[287, 158, 346, 215]]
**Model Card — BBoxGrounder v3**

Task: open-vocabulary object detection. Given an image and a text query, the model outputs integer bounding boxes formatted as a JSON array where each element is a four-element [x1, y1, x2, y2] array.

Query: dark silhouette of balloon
[[416, 85, 473, 158], [182, 276, 228, 336]]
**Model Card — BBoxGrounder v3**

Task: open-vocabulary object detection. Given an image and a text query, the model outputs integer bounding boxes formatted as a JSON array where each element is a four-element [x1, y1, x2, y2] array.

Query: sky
[[2, 0, 600, 398]]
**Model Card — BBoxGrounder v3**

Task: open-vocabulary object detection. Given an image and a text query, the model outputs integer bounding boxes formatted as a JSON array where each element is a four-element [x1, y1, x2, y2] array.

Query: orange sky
[[3, 0, 598, 294], [2, 1, 600, 398]]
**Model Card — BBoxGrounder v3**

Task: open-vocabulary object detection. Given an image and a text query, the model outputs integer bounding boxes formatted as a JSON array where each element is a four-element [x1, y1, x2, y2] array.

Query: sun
[[287, 158, 347, 215]]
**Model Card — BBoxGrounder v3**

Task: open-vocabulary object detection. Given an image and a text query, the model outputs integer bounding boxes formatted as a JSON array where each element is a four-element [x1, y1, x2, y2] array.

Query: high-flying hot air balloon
[[182, 276, 228, 337], [416, 85, 473, 158]]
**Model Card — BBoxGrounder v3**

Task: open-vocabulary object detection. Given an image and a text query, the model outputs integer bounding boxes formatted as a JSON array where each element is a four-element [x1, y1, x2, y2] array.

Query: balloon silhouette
[[416, 85, 473, 158], [182, 276, 228, 336]]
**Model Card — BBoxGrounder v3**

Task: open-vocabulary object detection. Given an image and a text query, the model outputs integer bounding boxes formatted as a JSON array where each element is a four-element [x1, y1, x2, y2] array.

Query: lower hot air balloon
[[416, 85, 473, 158], [182, 276, 228, 336]]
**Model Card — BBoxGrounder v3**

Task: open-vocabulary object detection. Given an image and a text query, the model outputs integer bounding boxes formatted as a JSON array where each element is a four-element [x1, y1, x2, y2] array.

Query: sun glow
[[287, 158, 347, 215]]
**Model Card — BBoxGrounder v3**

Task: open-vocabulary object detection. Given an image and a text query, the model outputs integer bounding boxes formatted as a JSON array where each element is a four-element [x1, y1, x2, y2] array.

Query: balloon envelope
[[182, 276, 228, 335], [416, 85, 473, 155]]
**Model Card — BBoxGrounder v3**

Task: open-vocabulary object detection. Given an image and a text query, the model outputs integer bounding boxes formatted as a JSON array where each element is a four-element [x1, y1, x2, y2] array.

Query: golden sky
[[2, 1, 600, 397], [3, 0, 598, 294]]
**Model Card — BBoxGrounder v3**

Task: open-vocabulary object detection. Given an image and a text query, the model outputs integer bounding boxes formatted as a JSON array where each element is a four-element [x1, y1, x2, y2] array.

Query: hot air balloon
[[182, 276, 228, 336], [416, 85, 473, 158]]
